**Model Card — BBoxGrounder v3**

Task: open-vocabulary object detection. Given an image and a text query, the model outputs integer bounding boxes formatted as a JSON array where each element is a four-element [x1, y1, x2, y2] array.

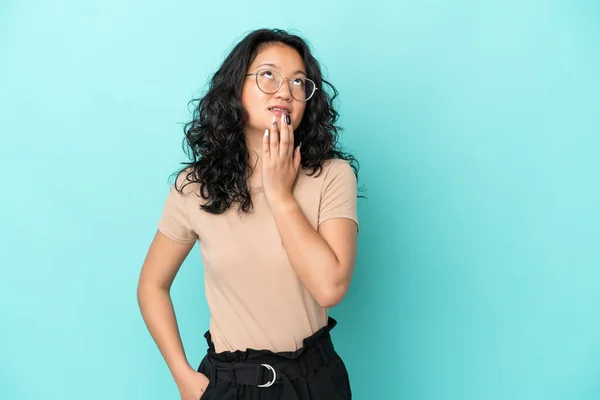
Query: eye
[[292, 78, 305, 87], [259, 70, 275, 79]]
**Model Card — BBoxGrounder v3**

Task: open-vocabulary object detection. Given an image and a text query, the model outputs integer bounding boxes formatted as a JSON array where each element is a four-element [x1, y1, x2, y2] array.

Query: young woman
[[137, 28, 360, 400]]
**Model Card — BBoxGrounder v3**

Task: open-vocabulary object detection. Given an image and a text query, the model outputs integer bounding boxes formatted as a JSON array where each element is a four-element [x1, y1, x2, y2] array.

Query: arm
[[136, 230, 197, 381], [261, 117, 359, 308], [270, 196, 358, 308]]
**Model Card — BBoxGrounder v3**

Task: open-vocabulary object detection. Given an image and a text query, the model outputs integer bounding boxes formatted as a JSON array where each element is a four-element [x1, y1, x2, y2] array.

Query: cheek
[[242, 88, 267, 123]]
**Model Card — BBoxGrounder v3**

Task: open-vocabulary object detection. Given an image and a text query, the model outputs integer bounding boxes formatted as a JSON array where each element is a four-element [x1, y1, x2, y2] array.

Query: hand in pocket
[[177, 369, 210, 400]]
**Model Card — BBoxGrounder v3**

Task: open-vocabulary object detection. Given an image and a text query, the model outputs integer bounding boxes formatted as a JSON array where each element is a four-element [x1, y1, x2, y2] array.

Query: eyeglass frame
[[245, 69, 318, 102]]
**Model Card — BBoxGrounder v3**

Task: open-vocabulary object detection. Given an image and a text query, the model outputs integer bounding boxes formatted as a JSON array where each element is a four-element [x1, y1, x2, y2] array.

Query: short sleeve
[[318, 160, 359, 232], [157, 184, 198, 244]]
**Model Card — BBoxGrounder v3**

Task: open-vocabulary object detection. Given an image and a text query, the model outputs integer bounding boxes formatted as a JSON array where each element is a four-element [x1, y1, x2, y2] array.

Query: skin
[[242, 42, 306, 176], [137, 42, 358, 400]]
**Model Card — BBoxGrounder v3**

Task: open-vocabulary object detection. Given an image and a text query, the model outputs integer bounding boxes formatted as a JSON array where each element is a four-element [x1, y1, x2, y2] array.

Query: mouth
[[268, 106, 291, 116]]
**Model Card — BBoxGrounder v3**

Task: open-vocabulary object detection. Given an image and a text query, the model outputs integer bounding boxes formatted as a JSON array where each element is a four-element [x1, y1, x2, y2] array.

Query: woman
[[137, 28, 360, 400]]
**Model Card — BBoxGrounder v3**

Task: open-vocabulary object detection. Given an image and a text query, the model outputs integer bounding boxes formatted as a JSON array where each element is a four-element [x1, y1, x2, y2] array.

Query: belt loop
[[317, 342, 329, 367]]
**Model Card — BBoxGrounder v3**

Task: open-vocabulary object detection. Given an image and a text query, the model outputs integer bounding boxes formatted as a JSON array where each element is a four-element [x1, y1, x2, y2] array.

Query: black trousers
[[197, 317, 352, 399]]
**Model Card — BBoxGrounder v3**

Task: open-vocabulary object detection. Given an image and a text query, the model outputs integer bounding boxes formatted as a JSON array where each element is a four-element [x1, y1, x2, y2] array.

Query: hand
[[262, 113, 302, 205], [176, 368, 210, 400]]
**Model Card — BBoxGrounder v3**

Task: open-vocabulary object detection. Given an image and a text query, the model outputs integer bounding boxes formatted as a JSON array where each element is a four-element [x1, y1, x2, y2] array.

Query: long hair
[[174, 28, 360, 214]]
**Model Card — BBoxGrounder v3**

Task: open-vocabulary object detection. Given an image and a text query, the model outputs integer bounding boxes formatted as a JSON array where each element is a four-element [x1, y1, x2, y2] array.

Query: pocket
[[199, 382, 214, 400], [199, 388, 208, 400], [197, 356, 212, 399]]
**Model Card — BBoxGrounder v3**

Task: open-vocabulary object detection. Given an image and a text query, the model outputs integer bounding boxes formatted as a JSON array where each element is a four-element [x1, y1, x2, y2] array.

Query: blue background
[[1, 0, 599, 399]]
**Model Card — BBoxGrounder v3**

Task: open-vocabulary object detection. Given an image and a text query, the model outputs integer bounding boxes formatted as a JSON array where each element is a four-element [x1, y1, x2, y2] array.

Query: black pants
[[197, 317, 352, 399]]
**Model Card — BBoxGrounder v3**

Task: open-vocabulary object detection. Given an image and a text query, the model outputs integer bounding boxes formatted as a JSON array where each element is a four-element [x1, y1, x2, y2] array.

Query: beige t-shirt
[[157, 158, 359, 353]]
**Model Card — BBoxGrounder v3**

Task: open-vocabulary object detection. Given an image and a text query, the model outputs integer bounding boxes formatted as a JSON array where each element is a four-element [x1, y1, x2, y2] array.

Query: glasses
[[246, 69, 317, 101]]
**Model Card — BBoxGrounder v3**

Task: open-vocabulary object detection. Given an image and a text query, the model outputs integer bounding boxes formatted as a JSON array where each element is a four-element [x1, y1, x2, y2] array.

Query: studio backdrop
[[1, 0, 599, 399]]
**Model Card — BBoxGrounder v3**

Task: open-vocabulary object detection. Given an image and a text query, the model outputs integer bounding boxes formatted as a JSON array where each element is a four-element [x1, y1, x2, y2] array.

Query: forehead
[[249, 43, 306, 73]]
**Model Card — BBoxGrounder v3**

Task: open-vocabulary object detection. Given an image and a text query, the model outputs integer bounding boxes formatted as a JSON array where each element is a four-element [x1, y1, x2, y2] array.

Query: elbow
[[316, 283, 349, 309], [136, 280, 151, 307], [317, 298, 342, 309], [136, 278, 169, 306]]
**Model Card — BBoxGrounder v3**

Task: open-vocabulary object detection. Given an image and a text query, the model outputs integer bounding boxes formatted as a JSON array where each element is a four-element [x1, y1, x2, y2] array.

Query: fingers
[[278, 113, 293, 159], [266, 114, 294, 161], [269, 115, 280, 156], [263, 127, 270, 161]]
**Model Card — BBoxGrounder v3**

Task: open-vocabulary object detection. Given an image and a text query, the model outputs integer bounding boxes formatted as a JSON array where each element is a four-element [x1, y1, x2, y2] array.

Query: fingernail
[[264, 128, 269, 138], [281, 113, 285, 123], [285, 114, 291, 125], [272, 115, 277, 126]]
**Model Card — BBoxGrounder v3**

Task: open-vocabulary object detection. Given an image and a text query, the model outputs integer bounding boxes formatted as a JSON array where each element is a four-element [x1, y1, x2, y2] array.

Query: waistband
[[202, 317, 339, 400]]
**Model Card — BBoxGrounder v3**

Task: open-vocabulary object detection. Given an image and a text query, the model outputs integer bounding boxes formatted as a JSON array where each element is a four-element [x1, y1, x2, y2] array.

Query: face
[[241, 43, 308, 136]]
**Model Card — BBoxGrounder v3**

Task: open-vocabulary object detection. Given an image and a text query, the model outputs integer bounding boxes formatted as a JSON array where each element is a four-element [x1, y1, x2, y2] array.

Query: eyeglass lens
[[255, 69, 315, 101]]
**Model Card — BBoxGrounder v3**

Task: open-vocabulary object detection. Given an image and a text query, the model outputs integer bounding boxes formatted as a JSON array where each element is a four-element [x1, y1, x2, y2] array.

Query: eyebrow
[[256, 63, 307, 76]]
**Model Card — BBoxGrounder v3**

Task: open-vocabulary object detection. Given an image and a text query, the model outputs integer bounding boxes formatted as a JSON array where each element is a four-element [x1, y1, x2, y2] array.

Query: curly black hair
[[174, 28, 360, 214]]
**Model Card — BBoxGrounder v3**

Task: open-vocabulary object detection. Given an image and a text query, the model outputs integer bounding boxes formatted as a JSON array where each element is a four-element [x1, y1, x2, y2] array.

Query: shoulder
[[323, 158, 354, 173], [297, 159, 356, 199], [320, 158, 357, 184], [164, 167, 210, 210], [171, 167, 201, 198], [302, 158, 354, 180], [298, 158, 356, 188]]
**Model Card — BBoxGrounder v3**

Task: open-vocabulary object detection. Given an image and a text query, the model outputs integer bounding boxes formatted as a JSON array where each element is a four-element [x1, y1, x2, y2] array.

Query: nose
[[275, 80, 293, 101]]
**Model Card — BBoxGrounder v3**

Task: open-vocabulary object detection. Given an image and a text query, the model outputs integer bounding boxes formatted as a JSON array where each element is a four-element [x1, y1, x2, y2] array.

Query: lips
[[268, 106, 290, 115]]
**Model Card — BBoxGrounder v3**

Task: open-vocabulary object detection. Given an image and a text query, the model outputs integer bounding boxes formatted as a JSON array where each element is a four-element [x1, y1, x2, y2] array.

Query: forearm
[[270, 194, 344, 307], [137, 285, 193, 381]]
